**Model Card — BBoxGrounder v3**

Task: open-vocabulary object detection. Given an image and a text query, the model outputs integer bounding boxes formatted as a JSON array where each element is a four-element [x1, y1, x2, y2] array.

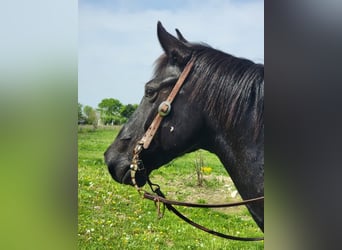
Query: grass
[[78, 125, 264, 249]]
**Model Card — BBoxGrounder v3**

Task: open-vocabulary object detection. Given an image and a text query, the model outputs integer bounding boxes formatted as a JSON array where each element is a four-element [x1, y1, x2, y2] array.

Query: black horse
[[104, 22, 264, 231]]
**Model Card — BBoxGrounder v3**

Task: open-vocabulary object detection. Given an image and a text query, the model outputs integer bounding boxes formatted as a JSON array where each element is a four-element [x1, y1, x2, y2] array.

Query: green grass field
[[78, 126, 264, 249]]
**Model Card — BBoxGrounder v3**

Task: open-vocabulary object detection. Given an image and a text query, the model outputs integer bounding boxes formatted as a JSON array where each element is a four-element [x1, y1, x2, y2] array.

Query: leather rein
[[130, 58, 264, 241]]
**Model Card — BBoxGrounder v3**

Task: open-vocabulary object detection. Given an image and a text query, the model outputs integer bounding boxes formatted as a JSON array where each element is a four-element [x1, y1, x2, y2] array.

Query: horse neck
[[208, 129, 264, 200]]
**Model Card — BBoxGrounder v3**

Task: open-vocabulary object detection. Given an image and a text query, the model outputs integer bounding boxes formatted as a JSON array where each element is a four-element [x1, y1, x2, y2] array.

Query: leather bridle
[[129, 58, 264, 241]]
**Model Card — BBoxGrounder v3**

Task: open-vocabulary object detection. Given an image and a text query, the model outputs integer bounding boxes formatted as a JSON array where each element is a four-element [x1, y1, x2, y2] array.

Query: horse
[[104, 21, 264, 232]]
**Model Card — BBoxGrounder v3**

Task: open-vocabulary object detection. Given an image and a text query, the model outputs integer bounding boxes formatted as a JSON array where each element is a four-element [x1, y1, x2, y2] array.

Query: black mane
[[154, 43, 264, 141]]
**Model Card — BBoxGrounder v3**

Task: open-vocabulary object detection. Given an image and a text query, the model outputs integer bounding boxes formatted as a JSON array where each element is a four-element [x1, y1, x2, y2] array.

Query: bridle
[[129, 58, 264, 241]]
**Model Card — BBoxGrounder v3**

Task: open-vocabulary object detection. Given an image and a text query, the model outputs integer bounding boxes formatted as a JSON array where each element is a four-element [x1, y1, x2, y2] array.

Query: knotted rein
[[130, 58, 264, 241]]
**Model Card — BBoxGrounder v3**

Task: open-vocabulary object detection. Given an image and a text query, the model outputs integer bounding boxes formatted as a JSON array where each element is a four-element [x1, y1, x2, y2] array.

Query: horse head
[[104, 22, 206, 187]]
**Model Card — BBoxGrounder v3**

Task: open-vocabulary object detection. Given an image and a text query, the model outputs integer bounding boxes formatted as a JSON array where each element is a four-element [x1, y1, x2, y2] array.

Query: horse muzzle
[[105, 157, 147, 187], [121, 168, 147, 187]]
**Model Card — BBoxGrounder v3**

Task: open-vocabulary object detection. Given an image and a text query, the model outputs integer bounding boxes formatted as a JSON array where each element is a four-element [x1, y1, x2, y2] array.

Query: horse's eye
[[145, 88, 157, 102], [145, 88, 154, 97]]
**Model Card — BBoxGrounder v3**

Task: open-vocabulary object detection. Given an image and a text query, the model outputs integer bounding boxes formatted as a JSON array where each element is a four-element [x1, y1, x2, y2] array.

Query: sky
[[79, 0, 264, 108]]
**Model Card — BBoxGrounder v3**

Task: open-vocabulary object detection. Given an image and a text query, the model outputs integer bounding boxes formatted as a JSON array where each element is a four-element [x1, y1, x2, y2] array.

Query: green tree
[[98, 98, 123, 125], [120, 104, 138, 121], [83, 105, 98, 128], [78, 103, 86, 124]]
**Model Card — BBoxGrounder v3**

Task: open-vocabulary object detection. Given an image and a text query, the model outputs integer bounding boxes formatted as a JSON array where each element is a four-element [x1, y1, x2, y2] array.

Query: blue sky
[[79, 0, 264, 108]]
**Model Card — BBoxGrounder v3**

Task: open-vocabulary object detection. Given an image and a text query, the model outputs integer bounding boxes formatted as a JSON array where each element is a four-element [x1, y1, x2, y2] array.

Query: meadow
[[78, 126, 264, 249]]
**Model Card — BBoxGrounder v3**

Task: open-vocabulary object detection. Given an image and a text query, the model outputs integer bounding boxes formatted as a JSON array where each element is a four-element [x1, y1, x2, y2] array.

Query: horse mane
[[153, 43, 264, 141]]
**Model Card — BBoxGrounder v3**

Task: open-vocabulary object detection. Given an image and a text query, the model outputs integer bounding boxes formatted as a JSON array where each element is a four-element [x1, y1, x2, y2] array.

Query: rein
[[130, 58, 264, 241]]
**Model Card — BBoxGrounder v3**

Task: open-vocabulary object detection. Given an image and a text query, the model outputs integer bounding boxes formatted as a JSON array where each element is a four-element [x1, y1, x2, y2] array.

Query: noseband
[[130, 58, 264, 241]]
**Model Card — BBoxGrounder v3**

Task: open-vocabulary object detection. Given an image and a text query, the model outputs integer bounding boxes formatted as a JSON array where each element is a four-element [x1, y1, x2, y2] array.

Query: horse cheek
[[160, 125, 178, 151]]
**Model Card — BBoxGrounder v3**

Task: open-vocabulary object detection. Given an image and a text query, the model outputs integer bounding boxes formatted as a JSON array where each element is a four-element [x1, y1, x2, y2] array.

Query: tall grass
[[78, 126, 264, 249]]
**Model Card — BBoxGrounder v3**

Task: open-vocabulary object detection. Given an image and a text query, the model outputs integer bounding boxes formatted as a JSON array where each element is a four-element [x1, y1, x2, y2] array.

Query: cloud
[[79, 0, 264, 107]]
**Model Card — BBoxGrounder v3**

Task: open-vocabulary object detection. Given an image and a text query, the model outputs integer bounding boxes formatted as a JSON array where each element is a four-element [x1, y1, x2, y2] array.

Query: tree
[[78, 103, 86, 124], [83, 105, 98, 128], [120, 104, 138, 121], [98, 98, 123, 125]]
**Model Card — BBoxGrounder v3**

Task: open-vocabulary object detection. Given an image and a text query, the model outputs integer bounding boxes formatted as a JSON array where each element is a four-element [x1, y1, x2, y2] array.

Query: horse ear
[[157, 21, 191, 65], [175, 28, 188, 43]]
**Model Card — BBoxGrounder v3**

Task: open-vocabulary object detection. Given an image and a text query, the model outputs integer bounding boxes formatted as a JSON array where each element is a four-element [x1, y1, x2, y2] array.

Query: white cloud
[[79, 0, 264, 107]]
